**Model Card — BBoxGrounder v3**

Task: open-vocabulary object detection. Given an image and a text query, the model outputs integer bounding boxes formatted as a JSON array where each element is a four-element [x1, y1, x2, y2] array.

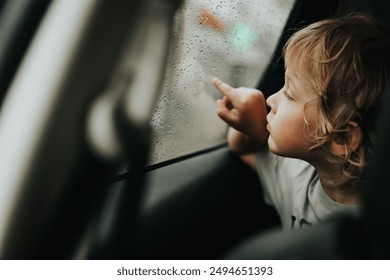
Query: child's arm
[[213, 78, 269, 155], [226, 127, 264, 154]]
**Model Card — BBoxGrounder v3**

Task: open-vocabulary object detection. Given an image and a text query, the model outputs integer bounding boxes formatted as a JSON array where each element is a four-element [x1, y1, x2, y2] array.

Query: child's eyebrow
[[285, 71, 297, 91], [284, 68, 291, 79], [284, 68, 291, 80], [284, 73, 291, 89]]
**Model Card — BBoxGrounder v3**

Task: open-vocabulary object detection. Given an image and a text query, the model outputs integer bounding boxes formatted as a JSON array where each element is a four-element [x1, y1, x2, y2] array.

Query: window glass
[[148, 0, 295, 165]]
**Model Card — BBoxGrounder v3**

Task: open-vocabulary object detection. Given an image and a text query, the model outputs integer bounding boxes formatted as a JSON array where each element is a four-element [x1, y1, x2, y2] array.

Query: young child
[[213, 13, 390, 229]]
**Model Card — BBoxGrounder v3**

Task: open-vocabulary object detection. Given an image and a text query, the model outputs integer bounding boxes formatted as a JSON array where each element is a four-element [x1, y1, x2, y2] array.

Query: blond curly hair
[[284, 13, 390, 187]]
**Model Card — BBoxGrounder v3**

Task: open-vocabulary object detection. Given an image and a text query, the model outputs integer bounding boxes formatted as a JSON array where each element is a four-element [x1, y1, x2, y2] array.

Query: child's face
[[266, 62, 319, 159]]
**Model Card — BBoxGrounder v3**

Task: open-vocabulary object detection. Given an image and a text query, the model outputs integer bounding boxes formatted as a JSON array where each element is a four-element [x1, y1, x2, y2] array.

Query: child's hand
[[213, 77, 268, 143]]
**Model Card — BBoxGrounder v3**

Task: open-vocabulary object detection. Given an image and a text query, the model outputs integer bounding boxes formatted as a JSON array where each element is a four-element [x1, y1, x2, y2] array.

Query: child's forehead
[[284, 57, 320, 98], [285, 53, 316, 87], [284, 36, 322, 73], [284, 57, 305, 80]]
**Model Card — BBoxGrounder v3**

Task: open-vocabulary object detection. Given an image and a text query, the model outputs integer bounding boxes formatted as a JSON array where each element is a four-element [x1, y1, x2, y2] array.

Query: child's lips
[[266, 115, 270, 131]]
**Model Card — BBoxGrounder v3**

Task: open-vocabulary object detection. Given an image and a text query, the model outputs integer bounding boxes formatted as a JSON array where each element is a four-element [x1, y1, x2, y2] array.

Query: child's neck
[[321, 183, 360, 204], [315, 166, 361, 205]]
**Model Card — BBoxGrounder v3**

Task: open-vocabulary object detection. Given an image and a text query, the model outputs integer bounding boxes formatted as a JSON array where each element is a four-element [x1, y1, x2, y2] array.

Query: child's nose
[[266, 94, 276, 113]]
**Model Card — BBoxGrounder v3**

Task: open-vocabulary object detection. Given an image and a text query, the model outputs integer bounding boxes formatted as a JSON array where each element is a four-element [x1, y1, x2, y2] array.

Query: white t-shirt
[[255, 149, 361, 230]]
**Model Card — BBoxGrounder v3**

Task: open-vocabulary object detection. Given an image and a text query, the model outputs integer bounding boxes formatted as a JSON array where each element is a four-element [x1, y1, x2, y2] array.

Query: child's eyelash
[[283, 90, 293, 101]]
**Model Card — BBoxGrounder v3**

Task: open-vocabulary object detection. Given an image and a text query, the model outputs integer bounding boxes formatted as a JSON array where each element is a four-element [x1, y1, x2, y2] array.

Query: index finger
[[212, 77, 236, 98]]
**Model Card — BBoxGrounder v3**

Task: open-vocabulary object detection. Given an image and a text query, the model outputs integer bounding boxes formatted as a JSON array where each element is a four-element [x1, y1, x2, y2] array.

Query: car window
[[134, 0, 296, 168]]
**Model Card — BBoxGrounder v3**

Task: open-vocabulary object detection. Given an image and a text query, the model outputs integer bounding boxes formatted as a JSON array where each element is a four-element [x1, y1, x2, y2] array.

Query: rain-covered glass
[[149, 0, 295, 165]]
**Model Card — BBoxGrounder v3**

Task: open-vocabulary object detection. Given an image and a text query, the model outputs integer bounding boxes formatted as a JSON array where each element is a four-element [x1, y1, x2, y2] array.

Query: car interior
[[0, 0, 389, 260]]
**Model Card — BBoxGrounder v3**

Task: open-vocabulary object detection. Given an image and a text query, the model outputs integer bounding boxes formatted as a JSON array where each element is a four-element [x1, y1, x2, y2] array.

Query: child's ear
[[330, 121, 363, 156]]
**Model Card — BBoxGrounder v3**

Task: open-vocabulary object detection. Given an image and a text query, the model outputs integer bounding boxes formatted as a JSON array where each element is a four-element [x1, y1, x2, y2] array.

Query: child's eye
[[283, 90, 294, 101]]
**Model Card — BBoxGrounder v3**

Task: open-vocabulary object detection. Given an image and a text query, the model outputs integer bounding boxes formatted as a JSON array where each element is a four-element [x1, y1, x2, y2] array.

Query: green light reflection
[[227, 22, 258, 52]]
